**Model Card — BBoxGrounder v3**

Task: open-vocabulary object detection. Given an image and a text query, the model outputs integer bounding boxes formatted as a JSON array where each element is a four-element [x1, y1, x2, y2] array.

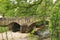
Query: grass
[[0, 26, 9, 33], [28, 33, 40, 40]]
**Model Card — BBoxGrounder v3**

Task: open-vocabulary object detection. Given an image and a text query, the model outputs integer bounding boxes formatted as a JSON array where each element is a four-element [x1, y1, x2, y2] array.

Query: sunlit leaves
[[50, 0, 60, 40]]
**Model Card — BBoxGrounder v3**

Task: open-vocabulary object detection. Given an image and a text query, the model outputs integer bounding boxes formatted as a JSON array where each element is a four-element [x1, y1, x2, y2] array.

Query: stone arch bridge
[[0, 17, 43, 32], [0, 17, 34, 26], [0, 17, 49, 33]]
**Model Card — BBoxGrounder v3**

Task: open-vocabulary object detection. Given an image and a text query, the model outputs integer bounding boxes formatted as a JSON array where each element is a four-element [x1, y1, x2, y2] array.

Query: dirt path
[[0, 31, 29, 40]]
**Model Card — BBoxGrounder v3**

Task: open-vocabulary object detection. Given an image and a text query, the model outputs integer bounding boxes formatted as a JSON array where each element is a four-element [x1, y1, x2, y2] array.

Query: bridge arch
[[8, 22, 20, 32], [29, 21, 49, 34]]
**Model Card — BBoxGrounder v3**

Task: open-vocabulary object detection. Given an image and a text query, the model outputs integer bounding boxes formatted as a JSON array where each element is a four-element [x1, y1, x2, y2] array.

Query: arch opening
[[8, 22, 20, 32], [29, 21, 49, 35]]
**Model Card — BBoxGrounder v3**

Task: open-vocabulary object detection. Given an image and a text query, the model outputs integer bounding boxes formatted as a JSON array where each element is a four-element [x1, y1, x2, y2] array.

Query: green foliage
[[0, 26, 9, 33], [49, 0, 60, 40], [0, 0, 43, 17], [28, 33, 40, 40]]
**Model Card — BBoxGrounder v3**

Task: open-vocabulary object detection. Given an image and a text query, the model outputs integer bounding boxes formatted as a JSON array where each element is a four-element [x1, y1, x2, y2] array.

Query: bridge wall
[[0, 18, 33, 26], [0, 18, 20, 26], [0, 17, 43, 26]]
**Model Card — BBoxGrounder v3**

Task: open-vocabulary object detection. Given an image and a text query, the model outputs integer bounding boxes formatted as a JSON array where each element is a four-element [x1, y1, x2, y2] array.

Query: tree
[[0, 0, 16, 17], [0, 0, 43, 17], [49, 0, 60, 40]]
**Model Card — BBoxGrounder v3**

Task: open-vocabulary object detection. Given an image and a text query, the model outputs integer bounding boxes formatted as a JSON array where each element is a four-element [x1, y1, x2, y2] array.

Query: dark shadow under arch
[[29, 21, 49, 36], [29, 21, 49, 28], [29, 21, 49, 33], [8, 22, 20, 32]]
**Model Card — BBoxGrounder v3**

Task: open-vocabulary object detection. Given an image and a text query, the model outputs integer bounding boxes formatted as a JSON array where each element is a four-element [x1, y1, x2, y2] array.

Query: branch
[[18, 0, 43, 8], [28, 0, 43, 8]]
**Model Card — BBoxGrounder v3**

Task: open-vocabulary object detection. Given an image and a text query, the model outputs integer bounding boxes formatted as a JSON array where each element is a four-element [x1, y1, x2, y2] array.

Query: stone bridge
[[0, 17, 42, 32], [0, 17, 33, 26], [0, 17, 49, 33], [0, 17, 41, 26]]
